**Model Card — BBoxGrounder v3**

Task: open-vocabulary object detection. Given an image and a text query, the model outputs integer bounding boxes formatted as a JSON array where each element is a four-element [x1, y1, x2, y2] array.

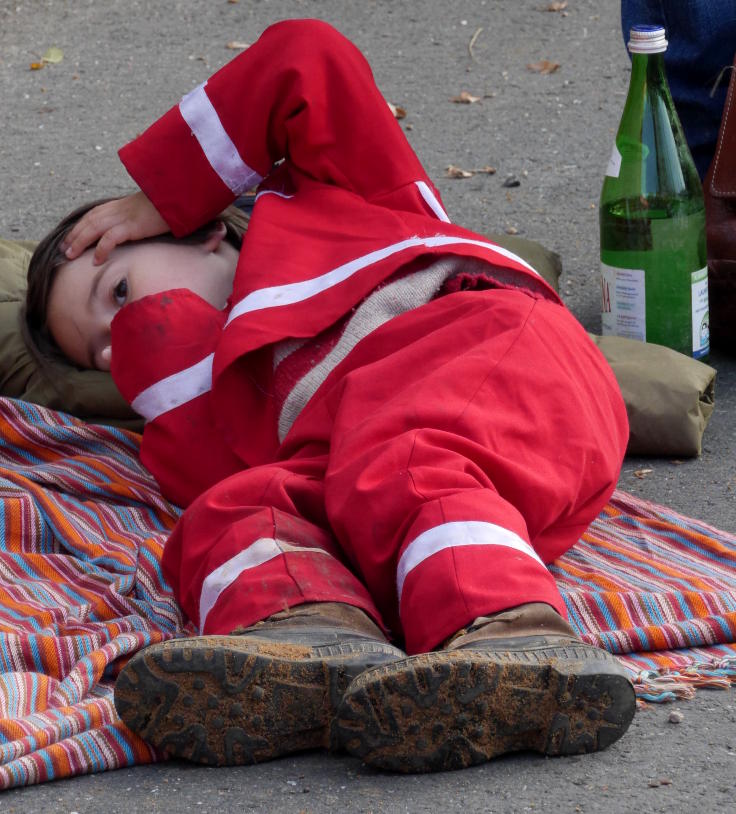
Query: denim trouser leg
[[621, 0, 736, 178]]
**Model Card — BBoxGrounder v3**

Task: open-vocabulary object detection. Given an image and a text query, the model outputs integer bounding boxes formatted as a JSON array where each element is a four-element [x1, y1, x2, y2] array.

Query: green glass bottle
[[599, 24, 709, 359]]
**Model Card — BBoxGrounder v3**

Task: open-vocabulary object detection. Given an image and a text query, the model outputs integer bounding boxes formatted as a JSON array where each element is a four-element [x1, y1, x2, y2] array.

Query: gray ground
[[1, 1, 735, 811]]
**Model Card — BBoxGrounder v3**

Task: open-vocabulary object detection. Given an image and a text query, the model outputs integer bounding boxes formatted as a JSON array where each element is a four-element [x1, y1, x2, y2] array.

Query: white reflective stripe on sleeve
[[396, 521, 545, 602], [226, 234, 539, 326], [131, 353, 214, 421], [199, 538, 330, 631], [415, 180, 451, 223], [179, 82, 263, 195]]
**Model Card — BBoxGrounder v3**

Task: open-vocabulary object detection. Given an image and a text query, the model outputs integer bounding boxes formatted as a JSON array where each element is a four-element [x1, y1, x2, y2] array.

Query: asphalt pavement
[[1, 1, 735, 811]]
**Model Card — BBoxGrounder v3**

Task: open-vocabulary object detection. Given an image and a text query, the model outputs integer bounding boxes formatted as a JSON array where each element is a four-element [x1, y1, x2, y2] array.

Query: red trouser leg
[[161, 451, 382, 634], [286, 288, 628, 654]]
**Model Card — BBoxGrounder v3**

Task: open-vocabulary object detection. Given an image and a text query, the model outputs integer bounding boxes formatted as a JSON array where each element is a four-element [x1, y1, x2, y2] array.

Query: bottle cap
[[628, 25, 668, 54]]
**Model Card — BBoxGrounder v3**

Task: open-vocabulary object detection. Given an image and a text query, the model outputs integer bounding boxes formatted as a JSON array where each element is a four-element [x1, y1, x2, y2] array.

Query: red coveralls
[[110, 20, 628, 654]]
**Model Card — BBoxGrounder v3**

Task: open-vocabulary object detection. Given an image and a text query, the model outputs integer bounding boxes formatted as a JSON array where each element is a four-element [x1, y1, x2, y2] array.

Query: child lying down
[[24, 19, 635, 773]]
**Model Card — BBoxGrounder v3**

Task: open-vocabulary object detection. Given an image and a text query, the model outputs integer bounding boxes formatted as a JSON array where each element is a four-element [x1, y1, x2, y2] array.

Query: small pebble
[[668, 709, 684, 724], [648, 777, 672, 788], [502, 174, 520, 187]]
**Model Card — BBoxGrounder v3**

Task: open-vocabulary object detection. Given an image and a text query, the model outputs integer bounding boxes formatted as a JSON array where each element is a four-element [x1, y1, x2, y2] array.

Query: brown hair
[[23, 197, 249, 368]]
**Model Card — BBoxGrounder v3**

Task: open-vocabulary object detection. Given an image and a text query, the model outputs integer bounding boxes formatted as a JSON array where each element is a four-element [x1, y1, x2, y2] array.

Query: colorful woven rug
[[0, 397, 734, 789], [551, 493, 736, 702]]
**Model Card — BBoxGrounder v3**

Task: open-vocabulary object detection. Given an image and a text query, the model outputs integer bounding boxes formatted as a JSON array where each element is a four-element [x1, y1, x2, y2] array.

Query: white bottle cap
[[628, 25, 668, 54]]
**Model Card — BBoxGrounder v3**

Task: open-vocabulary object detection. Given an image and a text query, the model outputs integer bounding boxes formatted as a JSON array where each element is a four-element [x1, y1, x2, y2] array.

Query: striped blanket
[[0, 397, 734, 789]]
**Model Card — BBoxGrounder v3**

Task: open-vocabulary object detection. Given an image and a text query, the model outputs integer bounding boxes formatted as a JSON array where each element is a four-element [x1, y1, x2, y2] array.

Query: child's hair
[[23, 197, 250, 367]]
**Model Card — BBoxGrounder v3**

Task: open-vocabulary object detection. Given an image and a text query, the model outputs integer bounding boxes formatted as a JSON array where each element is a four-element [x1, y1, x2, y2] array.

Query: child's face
[[47, 232, 237, 371]]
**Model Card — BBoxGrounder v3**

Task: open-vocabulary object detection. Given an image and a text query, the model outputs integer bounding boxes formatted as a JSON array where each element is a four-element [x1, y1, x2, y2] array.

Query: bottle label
[[605, 143, 622, 178], [691, 266, 709, 358], [600, 263, 646, 341]]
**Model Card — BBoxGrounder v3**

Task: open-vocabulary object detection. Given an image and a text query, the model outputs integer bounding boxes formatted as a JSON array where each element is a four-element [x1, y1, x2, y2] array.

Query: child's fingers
[[61, 193, 167, 263], [61, 225, 98, 260], [62, 205, 122, 261], [93, 225, 132, 265]]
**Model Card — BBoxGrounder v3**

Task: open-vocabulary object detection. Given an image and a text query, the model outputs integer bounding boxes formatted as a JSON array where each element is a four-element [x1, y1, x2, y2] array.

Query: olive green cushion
[[489, 232, 562, 291], [0, 238, 142, 430]]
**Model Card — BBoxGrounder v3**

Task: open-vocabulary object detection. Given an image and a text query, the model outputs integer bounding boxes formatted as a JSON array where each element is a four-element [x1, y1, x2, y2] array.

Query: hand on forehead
[[61, 192, 169, 266]]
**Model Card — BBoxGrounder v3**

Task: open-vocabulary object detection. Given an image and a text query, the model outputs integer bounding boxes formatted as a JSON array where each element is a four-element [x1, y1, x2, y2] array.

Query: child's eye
[[113, 279, 128, 306]]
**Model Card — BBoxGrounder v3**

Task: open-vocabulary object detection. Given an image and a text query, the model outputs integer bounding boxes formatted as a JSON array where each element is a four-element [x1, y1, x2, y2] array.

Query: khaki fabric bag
[[588, 333, 716, 457]]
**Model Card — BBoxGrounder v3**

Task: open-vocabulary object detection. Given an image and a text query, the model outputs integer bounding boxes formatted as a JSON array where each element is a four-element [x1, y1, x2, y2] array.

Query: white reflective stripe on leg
[[198, 538, 330, 632], [396, 521, 545, 602], [131, 353, 214, 421], [414, 180, 451, 223], [179, 82, 263, 195]]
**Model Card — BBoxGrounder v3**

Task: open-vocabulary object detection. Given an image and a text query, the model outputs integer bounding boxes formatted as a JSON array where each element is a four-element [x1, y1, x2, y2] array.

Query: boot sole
[[114, 636, 403, 766], [334, 644, 636, 773]]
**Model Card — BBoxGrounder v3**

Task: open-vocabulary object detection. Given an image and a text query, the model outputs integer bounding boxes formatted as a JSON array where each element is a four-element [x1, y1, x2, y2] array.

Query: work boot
[[334, 602, 636, 773], [114, 602, 406, 766]]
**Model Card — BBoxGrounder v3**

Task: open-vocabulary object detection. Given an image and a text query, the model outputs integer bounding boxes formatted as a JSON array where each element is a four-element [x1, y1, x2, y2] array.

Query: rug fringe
[[632, 657, 736, 704]]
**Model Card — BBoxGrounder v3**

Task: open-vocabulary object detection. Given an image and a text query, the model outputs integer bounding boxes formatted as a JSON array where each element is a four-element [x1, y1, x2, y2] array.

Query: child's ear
[[202, 221, 228, 253]]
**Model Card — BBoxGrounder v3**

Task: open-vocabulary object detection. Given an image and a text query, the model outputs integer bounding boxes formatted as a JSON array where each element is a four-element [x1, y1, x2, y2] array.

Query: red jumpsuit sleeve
[[118, 19, 442, 237], [110, 291, 245, 507]]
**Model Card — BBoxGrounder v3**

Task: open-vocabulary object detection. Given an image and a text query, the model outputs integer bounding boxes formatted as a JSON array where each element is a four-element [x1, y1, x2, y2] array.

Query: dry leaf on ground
[[546, 1, 568, 11], [527, 59, 560, 74], [446, 165, 474, 179], [445, 165, 496, 178], [387, 102, 406, 119], [633, 468, 653, 479], [226, 40, 250, 50], [451, 91, 481, 104], [29, 46, 64, 71], [42, 47, 63, 64]]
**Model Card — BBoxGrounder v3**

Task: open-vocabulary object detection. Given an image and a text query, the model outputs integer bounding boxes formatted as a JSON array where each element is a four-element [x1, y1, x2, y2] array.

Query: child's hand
[[61, 191, 169, 265]]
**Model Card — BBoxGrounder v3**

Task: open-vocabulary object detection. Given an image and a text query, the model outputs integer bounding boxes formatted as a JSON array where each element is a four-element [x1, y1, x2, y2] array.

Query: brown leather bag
[[704, 56, 736, 352]]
